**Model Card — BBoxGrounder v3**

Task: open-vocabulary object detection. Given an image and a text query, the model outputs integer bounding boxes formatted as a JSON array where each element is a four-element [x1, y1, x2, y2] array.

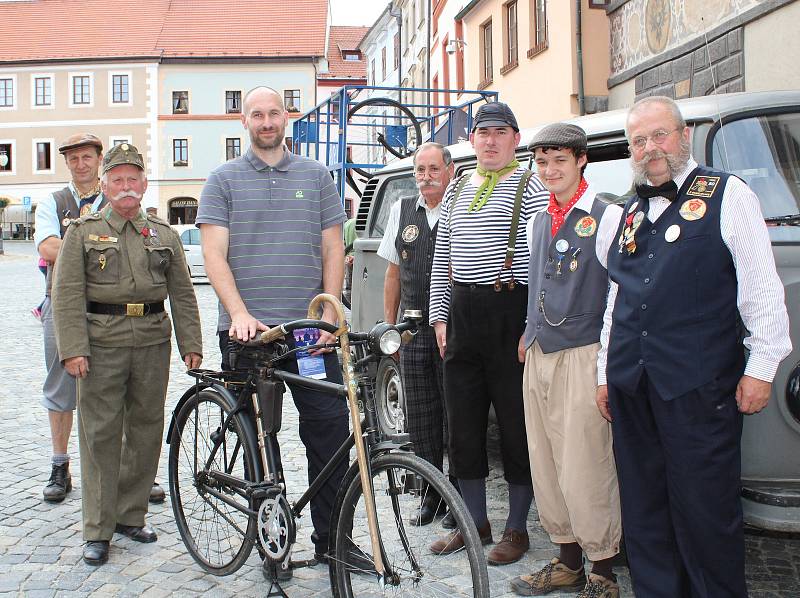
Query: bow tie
[[635, 180, 678, 202]]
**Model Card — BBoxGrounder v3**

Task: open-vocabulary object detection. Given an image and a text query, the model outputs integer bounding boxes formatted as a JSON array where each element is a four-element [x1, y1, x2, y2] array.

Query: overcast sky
[[329, 0, 390, 26]]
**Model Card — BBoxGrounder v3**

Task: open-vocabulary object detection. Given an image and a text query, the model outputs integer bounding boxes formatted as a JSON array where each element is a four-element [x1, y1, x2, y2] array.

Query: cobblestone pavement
[[1, 240, 799, 597]]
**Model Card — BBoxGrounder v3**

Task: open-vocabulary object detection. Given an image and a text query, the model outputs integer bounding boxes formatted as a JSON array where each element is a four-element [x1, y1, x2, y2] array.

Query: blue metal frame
[[291, 85, 499, 204]]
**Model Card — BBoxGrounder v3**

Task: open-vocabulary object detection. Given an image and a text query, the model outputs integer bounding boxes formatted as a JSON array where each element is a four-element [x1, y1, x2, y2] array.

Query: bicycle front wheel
[[330, 452, 489, 597], [169, 389, 260, 575]]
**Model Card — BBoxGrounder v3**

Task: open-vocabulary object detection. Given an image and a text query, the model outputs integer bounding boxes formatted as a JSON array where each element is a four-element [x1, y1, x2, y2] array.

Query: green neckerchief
[[469, 159, 520, 212]]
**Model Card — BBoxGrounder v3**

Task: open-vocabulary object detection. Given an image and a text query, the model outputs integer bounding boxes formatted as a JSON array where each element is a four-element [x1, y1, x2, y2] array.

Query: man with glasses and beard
[[197, 86, 357, 580], [596, 96, 791, 597], [378, 142, 457, 527], [52, 143, 202, 566]]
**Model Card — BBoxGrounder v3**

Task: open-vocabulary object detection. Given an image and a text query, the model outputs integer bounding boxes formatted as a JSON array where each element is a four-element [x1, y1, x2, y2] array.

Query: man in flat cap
[[52, 143, 203, 566], [428, 102, 549, 565], [34, 133, 107, 503], [509, 124, 623, 597]]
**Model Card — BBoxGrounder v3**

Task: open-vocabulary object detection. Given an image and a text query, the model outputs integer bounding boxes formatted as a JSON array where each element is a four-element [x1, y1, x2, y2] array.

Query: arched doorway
[[169, 197, 198, 225]]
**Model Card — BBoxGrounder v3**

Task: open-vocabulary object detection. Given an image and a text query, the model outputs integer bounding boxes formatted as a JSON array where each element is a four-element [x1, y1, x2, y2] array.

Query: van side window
[[370, 175, 419, 237], [710, 112, 800, 226]]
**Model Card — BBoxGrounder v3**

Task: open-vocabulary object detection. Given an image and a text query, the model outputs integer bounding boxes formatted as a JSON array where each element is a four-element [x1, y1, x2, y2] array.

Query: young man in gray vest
[[34, 133, 106, 503], [510, 124, 622, 597], [378, 142, 456, 526]]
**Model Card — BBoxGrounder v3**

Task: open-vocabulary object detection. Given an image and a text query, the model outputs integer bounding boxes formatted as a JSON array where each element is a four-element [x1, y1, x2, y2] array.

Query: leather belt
[[87, 301, 165, 317]]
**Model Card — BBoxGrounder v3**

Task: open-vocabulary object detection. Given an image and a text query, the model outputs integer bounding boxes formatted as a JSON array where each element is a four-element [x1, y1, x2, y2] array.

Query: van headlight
[[368, 323, 402, 355]]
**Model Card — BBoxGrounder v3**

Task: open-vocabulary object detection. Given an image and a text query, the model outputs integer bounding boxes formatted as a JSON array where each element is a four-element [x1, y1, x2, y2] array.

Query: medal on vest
[[401, 249, 408, 261], [569, 247, 582, 272], [665, 224, 681, 242], [686, 175, 721, 198], [62, 218, 71, 228], [98, 254, 107, 270], [574, 216, 597, 238], [401, 224, 419, 243], [679, 199, 706, 221]]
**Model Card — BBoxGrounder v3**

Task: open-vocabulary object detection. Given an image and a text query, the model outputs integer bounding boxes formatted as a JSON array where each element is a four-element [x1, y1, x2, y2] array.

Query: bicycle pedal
[[290, 557, 320, 569], [250, 483, 282, 500]]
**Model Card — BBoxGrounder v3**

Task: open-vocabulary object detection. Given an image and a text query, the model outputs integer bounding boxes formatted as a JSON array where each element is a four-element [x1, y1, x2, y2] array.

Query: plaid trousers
[[400, 325, 448, 472]]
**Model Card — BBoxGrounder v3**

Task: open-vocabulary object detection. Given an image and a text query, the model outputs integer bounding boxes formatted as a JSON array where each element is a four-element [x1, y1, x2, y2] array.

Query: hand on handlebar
[[229, 311, 269, 342], [310, 305, 339, 355]]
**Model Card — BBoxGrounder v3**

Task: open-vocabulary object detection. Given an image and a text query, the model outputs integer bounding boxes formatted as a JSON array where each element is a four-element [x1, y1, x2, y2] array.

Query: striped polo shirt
[[197, 148, 346, 329], [429, 166, 549, 324]]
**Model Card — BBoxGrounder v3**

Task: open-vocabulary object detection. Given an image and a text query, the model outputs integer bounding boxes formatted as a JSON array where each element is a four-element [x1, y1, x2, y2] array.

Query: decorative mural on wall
[[610, 0, 761, 76]]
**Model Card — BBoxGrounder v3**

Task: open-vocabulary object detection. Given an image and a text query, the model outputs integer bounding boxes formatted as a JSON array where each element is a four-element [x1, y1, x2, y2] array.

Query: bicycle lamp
[[369, 322, 402, 355]]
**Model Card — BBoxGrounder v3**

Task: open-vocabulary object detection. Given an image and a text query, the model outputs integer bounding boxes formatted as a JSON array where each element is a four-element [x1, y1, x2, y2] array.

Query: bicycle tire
[[168, 388, 260, 575], [329, 452, 489, 597]]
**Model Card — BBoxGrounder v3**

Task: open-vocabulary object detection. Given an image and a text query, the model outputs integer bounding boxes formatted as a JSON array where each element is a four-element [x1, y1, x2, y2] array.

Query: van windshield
[[710, 112, 800, 242]]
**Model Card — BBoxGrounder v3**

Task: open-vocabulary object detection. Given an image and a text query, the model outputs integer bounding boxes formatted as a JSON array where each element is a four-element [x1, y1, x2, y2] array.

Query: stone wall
[[634, 27, 744, 100]]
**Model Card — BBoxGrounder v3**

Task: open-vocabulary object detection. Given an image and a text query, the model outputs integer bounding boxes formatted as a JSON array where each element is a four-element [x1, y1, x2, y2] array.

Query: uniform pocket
[[146, 246, 173, 285], [84, 243, 120, 285]]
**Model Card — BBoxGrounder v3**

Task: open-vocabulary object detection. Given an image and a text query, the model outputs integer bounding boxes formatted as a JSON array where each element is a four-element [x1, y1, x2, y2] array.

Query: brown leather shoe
[[487, 527, 529, 565], [430, 520, 492, 555]]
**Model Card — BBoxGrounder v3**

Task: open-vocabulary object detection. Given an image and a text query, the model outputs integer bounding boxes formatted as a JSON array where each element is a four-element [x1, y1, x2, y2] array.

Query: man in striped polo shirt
[[197, 86, 350, 580], [428, 102, 549, 565]]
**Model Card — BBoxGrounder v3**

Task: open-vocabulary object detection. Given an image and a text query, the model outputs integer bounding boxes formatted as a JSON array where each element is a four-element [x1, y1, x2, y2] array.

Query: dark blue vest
[[394, 196, 437, 324], [606, 166, 745, 400]]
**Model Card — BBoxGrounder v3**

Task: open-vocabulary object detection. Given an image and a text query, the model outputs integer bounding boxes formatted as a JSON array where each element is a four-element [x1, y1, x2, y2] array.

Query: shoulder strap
[[503, 170, 534, 269]]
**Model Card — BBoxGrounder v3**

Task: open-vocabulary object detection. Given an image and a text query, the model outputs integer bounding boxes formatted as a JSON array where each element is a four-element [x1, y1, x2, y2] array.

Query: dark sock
[[505, 483, 533, 532], [457, 478, 487, 526], [559, 542, 583, 571], [591, 556, 616, 581]]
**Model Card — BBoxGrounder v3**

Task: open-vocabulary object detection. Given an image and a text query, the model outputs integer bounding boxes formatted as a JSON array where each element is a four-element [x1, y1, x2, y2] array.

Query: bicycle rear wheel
[[169, 389, 260, 575], [330, 452, 489, 597]]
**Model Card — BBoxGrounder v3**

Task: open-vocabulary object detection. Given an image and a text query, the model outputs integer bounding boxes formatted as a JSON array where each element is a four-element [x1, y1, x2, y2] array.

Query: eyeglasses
[[414, 167, 443, 177], [629, 128, 682, 150]]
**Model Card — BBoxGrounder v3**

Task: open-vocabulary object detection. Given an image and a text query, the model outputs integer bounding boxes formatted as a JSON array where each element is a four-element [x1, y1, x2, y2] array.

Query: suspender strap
[[504, 170, 533, 269]]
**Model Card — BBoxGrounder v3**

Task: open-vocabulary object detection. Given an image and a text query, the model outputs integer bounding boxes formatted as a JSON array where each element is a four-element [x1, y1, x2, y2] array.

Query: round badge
[[62, 218, 71, 227], [632, 211, 645, 229], [665, 224, 681, 243], [574, 216, 597, 238], [555, 239, 570, 253], [680, 199, 707, 221], [401, 224, 419, 243], [121, 143, 129, 151]]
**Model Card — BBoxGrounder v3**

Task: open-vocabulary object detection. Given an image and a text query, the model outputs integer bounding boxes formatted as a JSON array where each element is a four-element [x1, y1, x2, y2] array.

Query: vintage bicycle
[[166, 293, 489, 596]]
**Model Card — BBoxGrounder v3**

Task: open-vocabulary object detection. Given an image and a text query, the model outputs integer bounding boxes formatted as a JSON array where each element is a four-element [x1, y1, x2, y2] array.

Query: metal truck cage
[[291, 85, 499, 203]]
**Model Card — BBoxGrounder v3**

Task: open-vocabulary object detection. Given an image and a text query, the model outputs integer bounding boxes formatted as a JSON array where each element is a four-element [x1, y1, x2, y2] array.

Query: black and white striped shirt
[[429, 166, 549, 324]]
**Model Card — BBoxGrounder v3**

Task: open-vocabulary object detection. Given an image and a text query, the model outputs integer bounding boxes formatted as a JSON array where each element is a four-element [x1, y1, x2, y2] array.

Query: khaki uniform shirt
[[52, 205, 203, 361]]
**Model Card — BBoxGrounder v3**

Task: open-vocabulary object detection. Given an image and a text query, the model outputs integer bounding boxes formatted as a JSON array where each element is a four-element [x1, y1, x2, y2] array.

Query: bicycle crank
[[257, 493, 296, 563]]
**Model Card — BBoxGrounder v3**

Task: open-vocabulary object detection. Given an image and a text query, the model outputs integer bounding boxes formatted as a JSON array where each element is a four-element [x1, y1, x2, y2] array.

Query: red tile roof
[[319, 26, 369, 80], [0, 0, 328, 64]]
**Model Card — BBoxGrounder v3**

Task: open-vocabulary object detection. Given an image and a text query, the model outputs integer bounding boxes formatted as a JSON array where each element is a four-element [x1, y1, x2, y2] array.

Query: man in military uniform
[[378, 142, 456, 526], [34, 133, 106, 503], [52, 143, 203, 566]]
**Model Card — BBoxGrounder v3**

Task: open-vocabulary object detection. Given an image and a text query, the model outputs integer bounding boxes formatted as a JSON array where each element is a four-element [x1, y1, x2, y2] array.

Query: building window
[[112, 74, 129, 103], [479, 19, 493, 88], [588, 0, 609, 6], [72, 76, 91, 105], [529, 0, 548, 57], [0, 142, 12, 172], [173, 91, 189, 114], [111, 138, 131, 148], [502, 1, 519, 73], [342, 50, 361, 61], [34, 77, 52, 106], [35, 141, 52, 171], [226, 137, 241, 160], [226, 90, 241, 114], [284, 89, 301, 112], [381, 47, 387, 82], [0, 78, 14, 107], [394, 33, 400, 70], [173, 139, 188, 166]]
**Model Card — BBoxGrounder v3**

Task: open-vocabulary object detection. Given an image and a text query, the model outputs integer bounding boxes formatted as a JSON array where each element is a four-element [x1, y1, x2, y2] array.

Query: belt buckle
[[126, 303, 145, 317]]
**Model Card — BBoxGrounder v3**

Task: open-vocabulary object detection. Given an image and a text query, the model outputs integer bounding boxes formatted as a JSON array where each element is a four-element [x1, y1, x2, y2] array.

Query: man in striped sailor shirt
[[428, 102, 549, 566]]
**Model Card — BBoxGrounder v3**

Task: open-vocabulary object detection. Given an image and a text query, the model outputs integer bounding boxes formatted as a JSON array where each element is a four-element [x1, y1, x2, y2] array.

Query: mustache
[[111, 190, 143, 201], [631, 139, 691, 186], [417, 180, 443, 188]]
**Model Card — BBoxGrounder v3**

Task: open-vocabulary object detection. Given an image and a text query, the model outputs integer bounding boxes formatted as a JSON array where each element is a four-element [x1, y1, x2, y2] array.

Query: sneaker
[[43, 462, 72, 503], [577, 573, 619, 598], [510, 557, 586, 596]]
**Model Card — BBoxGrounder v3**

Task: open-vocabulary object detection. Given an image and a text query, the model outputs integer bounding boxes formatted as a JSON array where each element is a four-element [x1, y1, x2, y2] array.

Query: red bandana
[[547, 178, 589, 238]]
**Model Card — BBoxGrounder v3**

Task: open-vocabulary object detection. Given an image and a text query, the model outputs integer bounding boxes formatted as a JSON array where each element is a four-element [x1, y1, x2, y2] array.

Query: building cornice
[[454, 0, 485, 21]]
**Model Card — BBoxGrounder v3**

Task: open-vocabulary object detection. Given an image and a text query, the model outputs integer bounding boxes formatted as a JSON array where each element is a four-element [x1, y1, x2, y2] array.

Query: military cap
[[528, 123, 587, 153], [58, 133, 103, 155], [102, 143, 145, 174], [472, 102, 519, 132]]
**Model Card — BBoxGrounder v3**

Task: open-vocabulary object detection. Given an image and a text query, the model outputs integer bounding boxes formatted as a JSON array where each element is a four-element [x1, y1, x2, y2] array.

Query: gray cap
[[528, 123, 587, 153], [472, 102, 519, 132], [102, 143, 145, 174]]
